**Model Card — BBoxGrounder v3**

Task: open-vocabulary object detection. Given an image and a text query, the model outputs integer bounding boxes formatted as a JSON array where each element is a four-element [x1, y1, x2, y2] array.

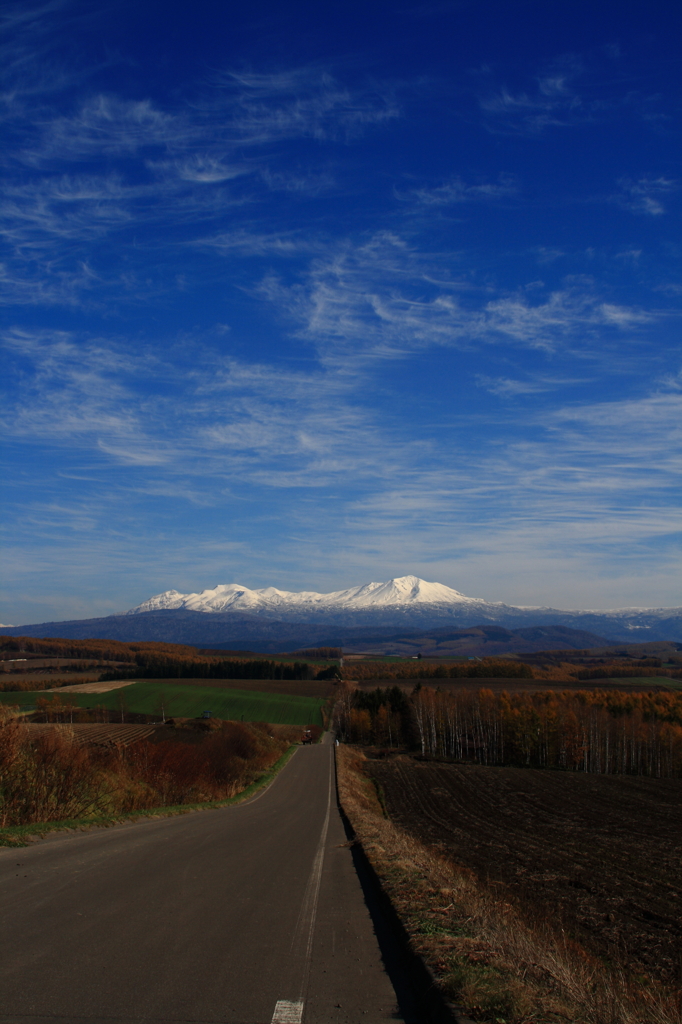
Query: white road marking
[[271, 999, 304, 1023], [294, 753, 332, 968], [272, 743, 333, 1024]]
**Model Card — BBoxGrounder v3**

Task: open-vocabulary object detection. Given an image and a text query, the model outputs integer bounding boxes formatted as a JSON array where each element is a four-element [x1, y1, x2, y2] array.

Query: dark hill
[[341, 624, 612, 657], [0, 610, 389, 653], [1, 606, 680, 650]]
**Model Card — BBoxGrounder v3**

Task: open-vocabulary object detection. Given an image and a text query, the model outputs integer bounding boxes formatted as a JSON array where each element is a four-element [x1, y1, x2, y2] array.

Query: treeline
[[100, 655, 319, 681], [575, 664, 679, 679], [0, 671, 101, 693], [292, 647, 342, 659], [0, 710, 294, 826], [0, 637, 198, 662], [411, 688, 682, 776], [341, 659, 533, 682], [335, 685, 418, 748], [340, 657, 681, 684], [335, 685, 682, 777], [1, 637, 344, 684]]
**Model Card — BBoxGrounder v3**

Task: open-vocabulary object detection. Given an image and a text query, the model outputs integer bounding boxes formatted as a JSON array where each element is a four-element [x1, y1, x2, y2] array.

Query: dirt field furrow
[[23, 723, 157, 746], [366, 756, 682, 985]]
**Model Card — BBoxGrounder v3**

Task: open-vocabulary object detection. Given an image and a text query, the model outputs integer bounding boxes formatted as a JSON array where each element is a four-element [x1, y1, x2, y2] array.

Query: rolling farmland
[[0, 682, 324, 726]]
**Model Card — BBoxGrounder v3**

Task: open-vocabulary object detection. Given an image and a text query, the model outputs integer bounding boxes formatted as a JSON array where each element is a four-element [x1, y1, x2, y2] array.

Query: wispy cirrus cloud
[[474, 373, 585, 396], [551, 390, 682, 447], [0, 0, 69, 34], [192, 228, 314, 256], [0, 327, 157, 451], [5, 328, 676, 514], [10, 69, 398, 169], [339, 386, 682, 560], [166, 156, 247, 184], [258, 232, 652, 364], [0, 169, 250, 259], [0, 174, 132, 250], [0, 64, 401, 309], [482, 291, 649, 343], [0, 327, 389, 482], [213, 67, 399, 144], [660, 367, 682, 391], [0, 259, 100, 305], [614, 176, 679, 216], [477, 55, 589, 134], [474, 51, 664, 136], [400, 173, 518, 205], [15, 95, 188, 164], [0, 0, 85, 114]]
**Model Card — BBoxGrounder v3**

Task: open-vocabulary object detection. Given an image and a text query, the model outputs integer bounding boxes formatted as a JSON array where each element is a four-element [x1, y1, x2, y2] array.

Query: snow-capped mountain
[[1, 576, 680, 646], [122, 576, 681, 641], [127, 575, 485, 617]]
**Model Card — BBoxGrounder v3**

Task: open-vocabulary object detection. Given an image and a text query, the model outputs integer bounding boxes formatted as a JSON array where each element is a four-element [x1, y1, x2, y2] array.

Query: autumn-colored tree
[[407, 687, 682, 776]]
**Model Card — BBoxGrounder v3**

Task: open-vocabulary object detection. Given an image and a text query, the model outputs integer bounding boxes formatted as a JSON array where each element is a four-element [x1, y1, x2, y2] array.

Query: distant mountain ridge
[[127, 576, 483, 616], [1, 576, 680, 648]]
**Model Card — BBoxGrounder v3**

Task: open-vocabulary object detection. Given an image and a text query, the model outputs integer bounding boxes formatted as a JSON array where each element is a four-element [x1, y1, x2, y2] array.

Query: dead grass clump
[[335, 745, 682, 1024], [445, 960, 534, 1020], [0, 713, 116, 825]]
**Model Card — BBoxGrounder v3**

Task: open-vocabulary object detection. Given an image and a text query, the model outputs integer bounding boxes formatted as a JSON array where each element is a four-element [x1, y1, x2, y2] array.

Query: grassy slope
[[606, 675, 682, 689], [0, 683, 324, 726], [151, 677, 334, 698]]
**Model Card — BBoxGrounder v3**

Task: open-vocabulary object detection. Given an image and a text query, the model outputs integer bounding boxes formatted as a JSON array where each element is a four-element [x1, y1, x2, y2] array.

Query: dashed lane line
[[271, 998, 304, 1023], [271, 745, 333, 1024]]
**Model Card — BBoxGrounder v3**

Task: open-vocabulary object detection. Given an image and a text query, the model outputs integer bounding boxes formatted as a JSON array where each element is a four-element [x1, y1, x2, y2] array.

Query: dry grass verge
[[336, 745, 682, 1024]]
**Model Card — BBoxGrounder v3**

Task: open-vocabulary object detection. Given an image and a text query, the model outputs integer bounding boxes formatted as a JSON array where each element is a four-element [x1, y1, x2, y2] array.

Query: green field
[[606, 676, 682, 690], [0, 683, 324, 726]]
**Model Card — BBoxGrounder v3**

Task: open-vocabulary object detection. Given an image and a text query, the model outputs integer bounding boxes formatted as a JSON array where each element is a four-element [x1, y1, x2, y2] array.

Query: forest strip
[[336, 685, 682, 776]]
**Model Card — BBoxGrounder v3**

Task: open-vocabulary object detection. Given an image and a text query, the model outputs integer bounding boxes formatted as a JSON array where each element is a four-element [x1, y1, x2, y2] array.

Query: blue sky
[[1, 0, 680, 624]]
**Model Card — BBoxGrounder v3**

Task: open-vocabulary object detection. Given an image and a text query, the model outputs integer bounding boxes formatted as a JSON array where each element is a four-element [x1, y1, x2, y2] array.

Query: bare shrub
[[0, 715, 292, 827], [113, 721, 290, 807], [0, 718, 111, 825]]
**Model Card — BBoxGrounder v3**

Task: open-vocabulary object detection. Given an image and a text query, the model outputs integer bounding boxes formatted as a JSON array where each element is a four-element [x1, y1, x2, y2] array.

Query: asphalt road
[[0, 736, 418, 1024]]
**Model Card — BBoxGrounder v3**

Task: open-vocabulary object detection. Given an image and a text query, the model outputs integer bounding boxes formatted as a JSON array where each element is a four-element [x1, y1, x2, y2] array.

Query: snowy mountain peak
[[126, 576, 485, 617], [326, 575, 478, 607]]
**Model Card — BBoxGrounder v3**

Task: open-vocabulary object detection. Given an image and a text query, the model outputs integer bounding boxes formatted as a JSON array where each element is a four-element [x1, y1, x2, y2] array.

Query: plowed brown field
[[365, 756, 682, 985], [24, 723, 157, 746]]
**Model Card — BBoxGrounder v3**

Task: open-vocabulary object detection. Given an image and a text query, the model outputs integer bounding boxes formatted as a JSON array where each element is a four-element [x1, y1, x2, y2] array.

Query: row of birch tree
[[336, 685, 682, 777]]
